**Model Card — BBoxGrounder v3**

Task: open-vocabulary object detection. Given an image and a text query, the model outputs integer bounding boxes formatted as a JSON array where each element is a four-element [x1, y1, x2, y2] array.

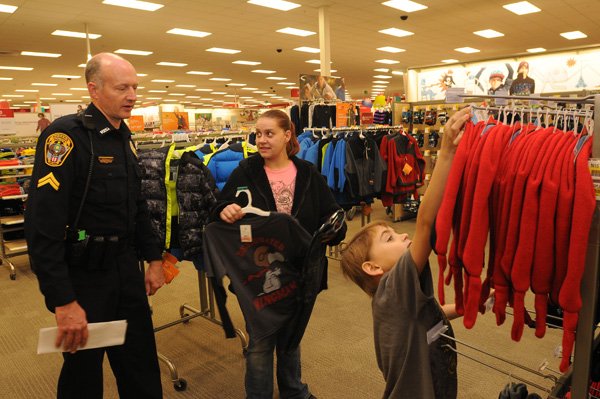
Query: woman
[[213, 109, 346, 399]]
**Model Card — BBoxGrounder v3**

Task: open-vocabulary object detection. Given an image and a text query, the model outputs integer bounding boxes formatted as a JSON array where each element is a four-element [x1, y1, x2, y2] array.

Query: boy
[[340, 106, 471, 399]]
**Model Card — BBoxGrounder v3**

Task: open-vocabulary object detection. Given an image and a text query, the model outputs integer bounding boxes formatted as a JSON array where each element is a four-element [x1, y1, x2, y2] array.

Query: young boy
[[340, 106, 471, 399]]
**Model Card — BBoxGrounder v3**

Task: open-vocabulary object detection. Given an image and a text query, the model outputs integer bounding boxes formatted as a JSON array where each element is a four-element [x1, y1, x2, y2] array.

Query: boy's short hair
[[340, 221, 389, 297]]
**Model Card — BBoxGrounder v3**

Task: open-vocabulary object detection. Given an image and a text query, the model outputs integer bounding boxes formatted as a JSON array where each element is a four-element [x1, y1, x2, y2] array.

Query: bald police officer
[[25, 53, 164, 398]]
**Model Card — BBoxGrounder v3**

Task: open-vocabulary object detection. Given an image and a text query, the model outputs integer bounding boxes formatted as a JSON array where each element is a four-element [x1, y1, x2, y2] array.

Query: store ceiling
[[0, 0, 598, 108]]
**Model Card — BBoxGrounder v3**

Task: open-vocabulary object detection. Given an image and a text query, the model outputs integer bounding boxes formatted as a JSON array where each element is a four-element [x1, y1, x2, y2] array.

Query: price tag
[[590, 158, 600, 200], [240, 225, 253, 243], [402, 163, 413, 175], [424, 128, 430, 134]]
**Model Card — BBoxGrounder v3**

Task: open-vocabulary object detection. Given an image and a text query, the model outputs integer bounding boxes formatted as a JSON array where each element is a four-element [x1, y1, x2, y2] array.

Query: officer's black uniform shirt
[[25, 103, 162, 310]]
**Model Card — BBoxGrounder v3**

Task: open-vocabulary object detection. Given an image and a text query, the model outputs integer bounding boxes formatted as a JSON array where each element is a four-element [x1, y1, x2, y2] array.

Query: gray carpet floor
[[0, 203, 565, 398]]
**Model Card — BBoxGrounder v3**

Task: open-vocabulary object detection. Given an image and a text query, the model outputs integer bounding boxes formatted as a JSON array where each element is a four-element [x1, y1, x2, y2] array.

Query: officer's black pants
[[57, 246, 162, 399]]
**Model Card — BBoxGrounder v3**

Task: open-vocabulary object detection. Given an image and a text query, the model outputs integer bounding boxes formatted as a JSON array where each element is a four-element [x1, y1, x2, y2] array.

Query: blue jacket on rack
[[327, 139, 347, 191], [205, 142, 254, 190]]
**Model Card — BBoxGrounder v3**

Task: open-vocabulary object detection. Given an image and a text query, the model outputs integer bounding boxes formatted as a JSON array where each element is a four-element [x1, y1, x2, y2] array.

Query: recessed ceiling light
[[176, 84, 196, 88], [52, 93, 73, 96], [52, 30, 102, 39], [526, 47, 546, 53], [69, 88, 87, 91], [211, 91, 226, 95], [441, 59, 459, 63], [206, 47, 241, 54], [39, 97, 56, 100], [0, 4, 17, 13], [167, 28, 211, 38], [374, 75, 392, 79], [372, 85, 388, 88], [391, 70, 404, 75], [0, 77, 13, 80], [163, 99, 178, 102], [247, 0, 300, 11], [266, 77, 287, 80], [276, 27, 315, 36], [78, 64, 87, 68], [253, 90, 268, 94], [252, 70, 276, 74], [115, 49, 153, 56], [294, 46, 320, 53], [102, 0, 164, 11], [210, 78, 232, 81], [3, 94, 24, 97], [374, 68, 389, 72], [52, 74, 79, 78], [224, 94, 237, 98], [156, 62, 187, 67], [313, 69, 338, 73], [560, 31, 587, 40], [382, 0, 427, 12], [305, 59, 331, 64], [233, 60, 262, 65], [379, 28, 414, 38], [240, 96, 254, 99], [168, 93, 185, 96], [148, 90, 167, 93], [0, 66, 33, 71], [277, 82, 295, 85], [227, 83, 247, 86], [187, 71, 213, 75], [241, 87, 259, 90], [455, 47, 480, 53], [137, 73, 148, 77], [474, 29, 504, 38], [195, 88, 212, 91], [21, 51, 61, 58], [503, 1, 540, 15], [146, 97, 163, 100], [377, 46, 406, 53], [373, 80, 390, 84], [375, 59, 400, 64], [151, 79, 175, 83], [286, 86, 298, 89]]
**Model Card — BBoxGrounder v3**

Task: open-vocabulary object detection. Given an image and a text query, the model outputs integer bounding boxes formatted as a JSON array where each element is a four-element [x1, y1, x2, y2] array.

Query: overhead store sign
[[299, 74, 345, 101]]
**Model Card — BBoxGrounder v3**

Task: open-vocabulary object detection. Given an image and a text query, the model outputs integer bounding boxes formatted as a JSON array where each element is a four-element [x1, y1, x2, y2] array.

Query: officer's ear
[[88, 82, 99, 99]]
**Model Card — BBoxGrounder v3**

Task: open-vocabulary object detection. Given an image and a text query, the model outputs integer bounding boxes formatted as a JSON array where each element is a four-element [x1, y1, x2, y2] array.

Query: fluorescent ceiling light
[[373, 80, 390, 84], [474, 29, 504, 38], [503, 1, 541, 15], [163, 99, 178, 102], [276, 27, 315, 36], [0, 77, 13, 80], [210, 78, 232, 81], [241, 87, 258, 90], [0, 66, 33, 71], [233, 60, 261, 65], [69, 88, 87, 91], [206, 47, 240, 54], [379, 28, 414, 38], [294, 46, 320, 53], [136, 73, 148, 77], [306, 59, 330, 64], [151, 79, 175, 82], [560, 31, 587, 40], [102, 0, 164, 12], [0, 4, 17, 13], [78, 64, 87, 68], [227, 83, 247, 86], [286, 86, 298, 89], [211, 91, 226, 95], [23, 101, 38, 103], [195, 88, 212, 91], [52, 93, 73, 96], [115, 49, 153, 56], [186, 96, 200, 98], [266, 77, 286, 80], [167, 28, 211, 38], [148, 90, 167, 93], [52, 74, 80, 78], [374, 75, 392, 79], [455, 47, 480, 53], [52, 30, 102, 39], [156, 62, 187, 67], [247, 0, 300, 11], [391, 70, 404, 75], [277, 82, 295, 85], [240, 96, 254, 99], [375, 59, 400, 64], [442, 59, 459, 63], [313, 69, 338, 73], [2, 94, 23, 97], [64, 100, 83, 103], [372, 85, 387, 88], [176, 84, 196, 88], [187, 71, 213, 75], [224, 95, 237, 98], [253, 90, 268, 94], [40, 97, 56, 100], [382, 0, 427, 12], [168, 93, 185, 96], [526, 47, 546, 53], [377, 46, 405, 53], [374, 68, 389, 72], [146, 97, 162, 100], [252, 70, 276, 74], [21, 51, 61, 58]]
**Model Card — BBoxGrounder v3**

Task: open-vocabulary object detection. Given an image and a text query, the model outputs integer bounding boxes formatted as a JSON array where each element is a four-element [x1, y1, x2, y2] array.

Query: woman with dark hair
[[212, 109, 346, 399]]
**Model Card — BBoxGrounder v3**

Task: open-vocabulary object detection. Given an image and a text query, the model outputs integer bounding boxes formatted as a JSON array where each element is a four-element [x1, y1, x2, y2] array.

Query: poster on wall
[[162, 112, 189, 131], [415, 48, 600, 101], [299, 74, 345, 102]]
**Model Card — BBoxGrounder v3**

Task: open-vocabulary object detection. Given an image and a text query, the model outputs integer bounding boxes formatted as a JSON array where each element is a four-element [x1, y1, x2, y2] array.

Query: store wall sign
[[299, 74, 345, 101]]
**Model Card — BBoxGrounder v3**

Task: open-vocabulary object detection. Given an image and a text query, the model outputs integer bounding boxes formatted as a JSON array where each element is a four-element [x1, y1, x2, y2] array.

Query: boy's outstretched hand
[[441, 106, 471, 154]]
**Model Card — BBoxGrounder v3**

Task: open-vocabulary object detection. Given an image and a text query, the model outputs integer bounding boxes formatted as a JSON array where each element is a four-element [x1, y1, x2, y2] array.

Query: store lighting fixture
[[294, 47, 320, 53], [374, 75, 392, 79], [0, 77, 13, 80], [0, 66, 33, 71], [151, 79, 174, 83], [266, 77, 287, 80], [241, 87, 258, 90], [69, 88, 87, 91], [277, 82, 295, 85], [115, 49, 153, 56], [206, 47, 241, 54], [373, 80, 390, 84], [52, 74, 80, 78], [146, 97, 162, 100], [2, 95, 23, 98], [24, 101, 38, 104], [313, 69, 337, 73], [372, 85, 387, 88], [391, 70, 404, 75], [227, 83, 247, 86], [176, 84, 196, 88], [233, 60, 262, 65], [247, 0, 300, 11], [378, 28, 414, 38], [382, 0, 427, 12], [164, 99, 178, 102], [148, 90, 167, 93], [377, 46, 405, 53], [502, 1, 541, 15], [52, 30, 102, 39], [156, 62, 187, 67], [186, 95, 200, 98], [211, 91, 226, 95], [526, 47, 546, 53], [64, 100, 83, 103], [375, 59, 400, 64], [253, 90, 268, 94], [52, 93, 73, 96], [195, 88, 212, 91], [240, 96, 254, 99], [560, 31, 587, 40], [0, 4, 17, 13], [473, 29, 504, 38], [441, 59, 459, 63], [286, 86, 298, 89], [78, 64, 87, 68], [40, 97, 56, 100], [276, 27, 315, 36], [374, 68, 389, 72], [455, 47, 480, 53], [167, 28, 211, 38], [21, 51, 61, 58], [102, 0, 164, 12], [305, 59, 326, 64], [224, 95, 237, 98], [137, 73, 148, 77], [252, 70, 276, 74], [15, 89, 38, 92], [168, 93, 185, 96], [210, 77, 232, 81], [187, 71, 213, 75]]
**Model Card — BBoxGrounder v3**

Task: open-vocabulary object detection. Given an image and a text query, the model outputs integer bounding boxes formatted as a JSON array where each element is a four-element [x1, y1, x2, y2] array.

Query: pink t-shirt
[[264, 161, 297, 215]]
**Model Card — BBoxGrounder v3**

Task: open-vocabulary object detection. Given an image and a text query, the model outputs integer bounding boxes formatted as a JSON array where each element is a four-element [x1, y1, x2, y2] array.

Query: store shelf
[[1, 194, 27, 200], [0, 174, 31, 180], [0, 165, 31, 170], [4, 239, 27, 253], [1, 215, 24, 225]]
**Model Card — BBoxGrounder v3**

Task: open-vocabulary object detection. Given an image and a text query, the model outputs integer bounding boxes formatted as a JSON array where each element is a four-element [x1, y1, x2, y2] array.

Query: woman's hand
[[220, 203, 244, 224]]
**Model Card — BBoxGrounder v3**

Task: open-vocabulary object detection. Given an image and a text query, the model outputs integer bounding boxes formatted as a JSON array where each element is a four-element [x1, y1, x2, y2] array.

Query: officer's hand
[[55, 301, 88, 354], [220, 203, 245, 224], [145, 260, 165, 296]]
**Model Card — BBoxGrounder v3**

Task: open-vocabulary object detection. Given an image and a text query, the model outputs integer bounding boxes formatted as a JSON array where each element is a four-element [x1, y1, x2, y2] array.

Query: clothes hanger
[[236, 187, 270, 217]]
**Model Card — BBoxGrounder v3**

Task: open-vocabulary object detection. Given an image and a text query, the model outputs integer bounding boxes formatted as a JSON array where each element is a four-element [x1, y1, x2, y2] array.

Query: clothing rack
[[459, 93, 600, 399]]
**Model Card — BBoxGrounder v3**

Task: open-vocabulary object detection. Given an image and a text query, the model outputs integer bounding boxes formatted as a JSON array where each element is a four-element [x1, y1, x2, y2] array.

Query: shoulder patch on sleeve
[[37, 172, 60, 191], [45, 132, 74, 167]]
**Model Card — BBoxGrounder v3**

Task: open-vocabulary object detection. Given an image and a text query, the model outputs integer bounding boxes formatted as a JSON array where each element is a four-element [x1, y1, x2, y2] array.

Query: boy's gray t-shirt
[[372, 252, 457, 399]]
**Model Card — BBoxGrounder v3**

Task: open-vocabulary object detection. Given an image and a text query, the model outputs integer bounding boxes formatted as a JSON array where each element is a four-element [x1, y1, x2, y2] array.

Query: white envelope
[[37, 320, 128, 354]]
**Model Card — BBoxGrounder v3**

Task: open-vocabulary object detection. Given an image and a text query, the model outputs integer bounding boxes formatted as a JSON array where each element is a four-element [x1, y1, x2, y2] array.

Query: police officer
[[25, 53, 164, 399]]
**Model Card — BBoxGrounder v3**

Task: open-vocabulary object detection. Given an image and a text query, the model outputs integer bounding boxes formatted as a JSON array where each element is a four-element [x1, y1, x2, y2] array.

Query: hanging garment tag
[[589, 158, 600, 200], [484, 294, 495, 313], [402, 162, 413, 176], [240, 225, 252, 243], [427, 320, 448, 345]]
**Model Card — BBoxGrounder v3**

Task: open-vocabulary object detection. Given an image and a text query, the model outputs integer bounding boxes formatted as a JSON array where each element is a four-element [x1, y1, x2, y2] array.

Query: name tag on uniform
[[98, 156, 114, 164]]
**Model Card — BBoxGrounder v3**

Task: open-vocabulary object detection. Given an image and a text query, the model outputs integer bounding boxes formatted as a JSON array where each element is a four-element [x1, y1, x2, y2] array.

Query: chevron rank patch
[[130, 140, 138, 158], [45, 133, 73, 167], [37, 172, 60, 191]]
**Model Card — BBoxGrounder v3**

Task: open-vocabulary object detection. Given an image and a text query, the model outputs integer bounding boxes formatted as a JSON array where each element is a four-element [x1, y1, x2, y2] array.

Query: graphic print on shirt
[[270, 179, 295, 214]]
